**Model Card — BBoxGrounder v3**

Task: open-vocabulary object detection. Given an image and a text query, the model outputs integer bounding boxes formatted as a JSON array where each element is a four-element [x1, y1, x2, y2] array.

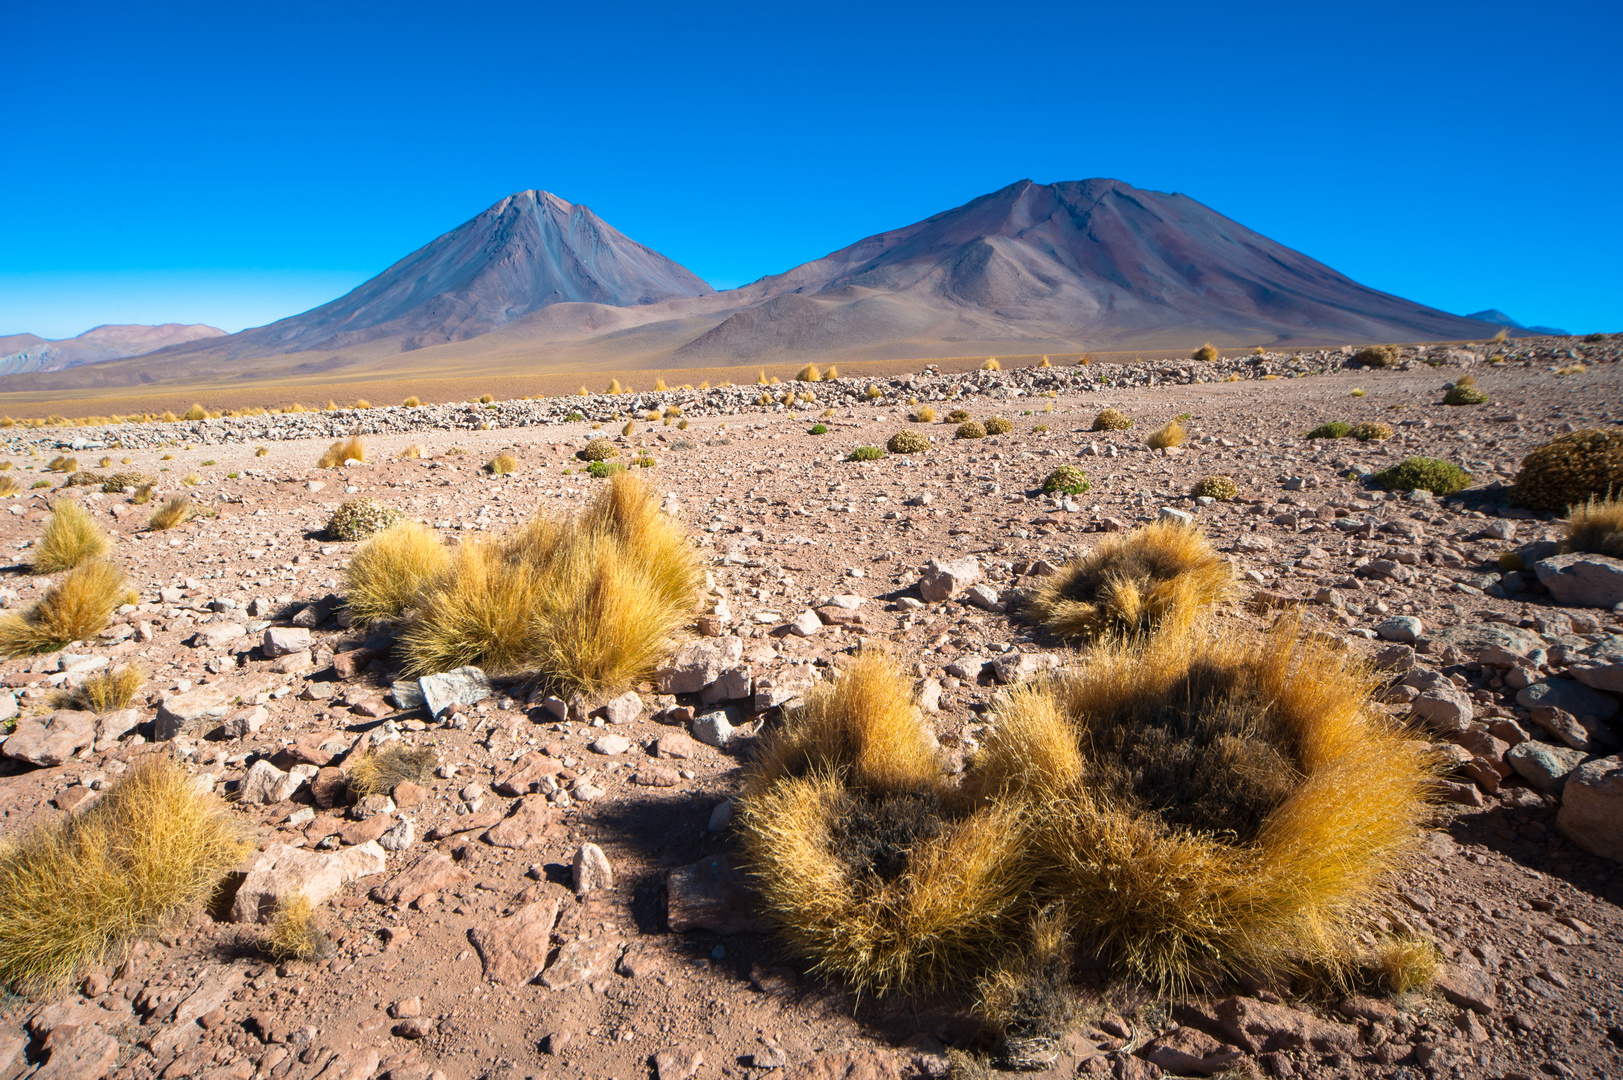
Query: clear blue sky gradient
[[4, 0, 1618, 339]]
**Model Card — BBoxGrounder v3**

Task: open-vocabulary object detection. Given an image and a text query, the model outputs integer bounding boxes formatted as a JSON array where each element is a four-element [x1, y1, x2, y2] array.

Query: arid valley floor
[[1, 345, 1621, 1080]]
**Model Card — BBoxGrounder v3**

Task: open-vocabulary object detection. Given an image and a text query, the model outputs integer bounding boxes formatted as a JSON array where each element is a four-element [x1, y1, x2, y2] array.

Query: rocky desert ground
[[1, 337, 1621, 1080]]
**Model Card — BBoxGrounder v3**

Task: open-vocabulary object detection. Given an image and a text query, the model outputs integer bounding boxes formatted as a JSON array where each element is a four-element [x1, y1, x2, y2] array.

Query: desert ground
[[0, 340, 1621, 1080]]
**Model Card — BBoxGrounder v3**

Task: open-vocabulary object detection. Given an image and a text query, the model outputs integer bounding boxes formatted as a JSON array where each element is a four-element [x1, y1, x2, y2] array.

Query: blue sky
[[3, 0, 1618, 339]]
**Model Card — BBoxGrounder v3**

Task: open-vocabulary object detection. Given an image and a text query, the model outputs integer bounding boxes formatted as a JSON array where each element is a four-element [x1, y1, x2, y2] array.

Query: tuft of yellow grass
[[263, 894, 327, 963], [971, 622, 1435, 991], [317, 436, 364, 468], [403, 396, 421, 407], [478, 393, 494, 404], [148, 496, 195, 531], [343, 520, 451, 626], [0, 755, 250, 988], [1564, 496, 1623, 558], [399, 444, 422, 460], [797, 363, 821, 382], [33, 499, 111, 574], [1023, 519, 1229, 641], [1038, 355, 1051, 367], [62, 665, 144, 713], [738, 652, 1034, 994], [131, 484, 155, 505], [653, 378, 669, 392], [183, 404, 208, 421], [396, 472, 699, 694], [1193, 343, 1219, 362], [0, 560, 132, 657], [823, 364, 840, 380], [622, 420, 636, 437], [486, 451, 518, 475], [913, 405, 936, 424], [348, 744, 438, 797], [46, 455, 77, 473], [982, 357, 1000, 371], [1145, 419, 1186, 449], [1363, 933, 1439, 994], [605, 378, 623, 395], [0, 475, 19, 498]]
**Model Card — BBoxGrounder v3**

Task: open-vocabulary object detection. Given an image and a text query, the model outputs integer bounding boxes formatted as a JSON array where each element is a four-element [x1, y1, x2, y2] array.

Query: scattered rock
[[658, 637, 744, 694], [540, 936, 622, 990], [654, 1049, 705, 1080], [154, 686, 229, 740], [370, 852, 471, 906], [262, 626, 312, 657], [1534, 552, 1623, 608], [1435, 962, 1499, 1014], [417, 665, 492, 718], [600, 689, 644, 724], [230, 840, 387, 922], [1517, 678, 1619, 721], [572, 842, 613, 894], [1375, 615, 1423, 643], [1176, 996, 1357, 1055], [917, 555, 981, 602], [484, 796, 558, 849], [1557, 755, 1623, 862], [1, 709, 94, 766], [589, 734, 631, 755], [1137, 1027, 1244, 1076], [692, 709, 741, 749], [468, 894, 564, 985]]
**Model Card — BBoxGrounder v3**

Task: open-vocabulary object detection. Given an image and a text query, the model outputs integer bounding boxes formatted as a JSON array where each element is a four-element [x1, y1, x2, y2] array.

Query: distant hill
[[1, 180, 1519, 391], [1465, 309, 1569, 336], [0, 324, 225, 376]]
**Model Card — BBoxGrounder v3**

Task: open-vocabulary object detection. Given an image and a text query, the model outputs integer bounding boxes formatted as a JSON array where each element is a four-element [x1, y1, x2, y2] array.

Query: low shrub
[[809, 424, 829, 435], [348, 744, 438, 797], [580, 438, 615, 462], [1351, 421, 1393, 441], [1192, 343, 1218, 362], [984, 417, 1013, 436], [886, 430, 929, 454], [1091, 409, 1132, 431], [327, 498, 402, 541], [101, 472, 155, 493], [1305, 421, 1353, 439], [1373, 457, 1472, 495], [1442, 383, 1488, 405], [947, 409, 971, 423], [1353, 345, 1400, 368], [955, 421, 987, 440], [486, 451, 518, 475], [1191, 475, 1238, 500], [1041, 466, 1090, 496], [848, 446, 884, 461]]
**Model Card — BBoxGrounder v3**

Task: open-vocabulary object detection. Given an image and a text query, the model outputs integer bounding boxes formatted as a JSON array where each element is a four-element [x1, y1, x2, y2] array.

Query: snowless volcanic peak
[[199, 189, 714, 357], [702, 178, 1503, 350]]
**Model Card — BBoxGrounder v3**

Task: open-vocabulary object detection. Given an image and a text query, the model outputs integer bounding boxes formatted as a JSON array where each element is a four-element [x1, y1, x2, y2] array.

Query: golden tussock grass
[[59, 665, 144, 713], [131, 484, 155, 505], [394, 472, 699, 694], [485, 451, 518, 475], [342, 521, 451, 626], [738, 653, 1035, 995], [0, 475, 20, 498], [0, 560, 132, 658], [1361, 933, 1439, 994], [0, 755, 251, 988], [1023, 519, 1230, 641], [797, 363, 821, 382], [478, 393, 494, 404], [317, 436, 364, 468], [1038, 355, 1051, 367], [148, 496, 196, 531], [46, 456, 76, 473], [969, 623, 1435, 991], [399, 444, 422, 459], [972, 909, 1077, 1068], [354, 399, 371, 409], [32, 499, 111, 573], [622, 420, 636, 436], [823, 364, 840, 380], [981, 358, 1000, 371], [1193, 343, 1219, 362], [347, 744, 438, 798], [1146, 418, 1187, 449], [912, 405, 936, 424], [183, 404, 208, 421], [403, 396, 421, 407], [605, 378, 623, 395], [653, 378, 668, 392], [263, 894, 328, 963], [1564, 496, 1623, 558]]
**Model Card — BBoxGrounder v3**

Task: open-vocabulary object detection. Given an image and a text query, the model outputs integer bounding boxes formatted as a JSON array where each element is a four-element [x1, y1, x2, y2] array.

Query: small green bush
[[1373, 457, 1472, 496], [809, 424, 829, 435], [983, 417, 1013, 435], [848, 446, 885, 461], [564, 411, 585, 422], [580, 438, 615, 462], [327, 498, 402, 541], [1192, 475, 1239, 500], [946, 409, 971, 423], [1350, 421, 1393, 441], [1353, 345, 1401, 368], [1442, 384, 1488, 406], [1041, 466, 1091, 496], [886, 430, 929, 454], [955, 421, 987, 440], [587, 460, 627, 478], [1091, 409, 1132, 431], [1305, 421, 1352, 439]]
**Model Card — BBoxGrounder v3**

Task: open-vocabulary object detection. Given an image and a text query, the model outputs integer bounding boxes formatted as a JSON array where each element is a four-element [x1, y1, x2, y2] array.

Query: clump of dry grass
[[0, 561, 132, 657], [1564, 496, 1623, 558], [0, 475, 19, 499], [982, 358, 1001, 371], [148, 496, 196, 531], [968, 624, 1434, 992], [797, 364, 822, 382], [183, 404, 208, 421], [397, 472, 700, 694], [316, 436, 365, 468], [1361, 933, 1439, 994], [46, 456, 77, 473], [0, 755, 251, 988], [263, 894, 329, 963], [131, 484, 155, 505], [1023, 520, 1229, 641], [973, 909, 1077, 1069], [403, 396, 421, 407], [342, 520, 451, 625], [399, 444, 422, 460], [1145, 419, 1186, 449], [738, 652, 1034, 995], [823, 364, 840, 380], [60, 666, 144, 712], [486, 451, 518, 475], [32, 499, 111, 574], [913, 405, 936, 423], [1193, 343, 1218, 362], [348, 744, 438, 797]]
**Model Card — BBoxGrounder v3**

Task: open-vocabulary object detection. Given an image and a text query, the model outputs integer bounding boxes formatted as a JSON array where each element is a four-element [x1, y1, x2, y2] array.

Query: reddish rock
[[369, 852, 471, 906], [469, 894, 565, 985], [484, 796, 559, 849]]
